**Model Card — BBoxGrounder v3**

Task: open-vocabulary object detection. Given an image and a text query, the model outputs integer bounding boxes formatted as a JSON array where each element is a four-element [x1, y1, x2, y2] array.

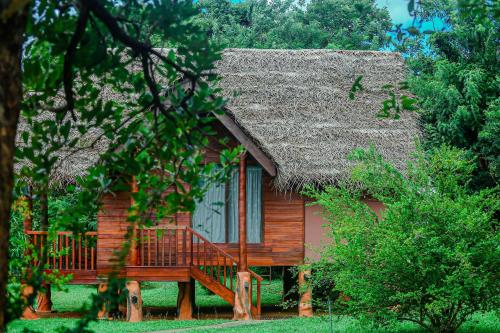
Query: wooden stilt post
[[298, 269, 313, 317], [177, 278, 196, 320], [126, 177, 143, 322], [20, 284, 38, 320], [97, 283, 109, 320], [126, 281, 142, 322], [20, 191, 40, 319], [36, 283, 52, 313], [233, 153, 252, 320]]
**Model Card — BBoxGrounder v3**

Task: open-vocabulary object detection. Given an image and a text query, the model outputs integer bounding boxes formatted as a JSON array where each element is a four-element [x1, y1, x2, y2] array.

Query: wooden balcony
[[26, 226, 262, 317], [26, 230, 98, 284]]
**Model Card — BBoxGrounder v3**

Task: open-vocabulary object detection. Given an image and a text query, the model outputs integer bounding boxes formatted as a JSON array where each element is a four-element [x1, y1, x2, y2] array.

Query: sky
[[375, 0, 413, 25]]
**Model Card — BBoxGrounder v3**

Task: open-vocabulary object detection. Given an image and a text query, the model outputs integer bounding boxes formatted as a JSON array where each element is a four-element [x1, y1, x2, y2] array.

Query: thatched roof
[[218, 49, 419, 190], [17, 49, 419, 190]]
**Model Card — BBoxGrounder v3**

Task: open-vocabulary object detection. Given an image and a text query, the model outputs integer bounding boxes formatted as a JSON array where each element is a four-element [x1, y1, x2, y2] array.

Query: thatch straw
[[217, 49, 419, 190], [17, 48, 419, 190]]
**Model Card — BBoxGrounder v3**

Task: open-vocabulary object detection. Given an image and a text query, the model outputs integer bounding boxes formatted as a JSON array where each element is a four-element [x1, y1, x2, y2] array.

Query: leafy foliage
[[402, 0, 500, 190], [305, 146, 499, 333], [7, 0, 242, 331], [195, 0, 391, 50]]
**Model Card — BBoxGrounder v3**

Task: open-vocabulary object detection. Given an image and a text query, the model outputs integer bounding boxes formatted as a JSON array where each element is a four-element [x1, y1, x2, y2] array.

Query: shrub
[[305, 146, 499, 333]]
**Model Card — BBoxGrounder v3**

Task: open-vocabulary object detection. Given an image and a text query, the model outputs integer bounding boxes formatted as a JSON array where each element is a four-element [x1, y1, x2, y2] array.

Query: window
[[191, 179, 226, 243], [192, 166, 263, 243]]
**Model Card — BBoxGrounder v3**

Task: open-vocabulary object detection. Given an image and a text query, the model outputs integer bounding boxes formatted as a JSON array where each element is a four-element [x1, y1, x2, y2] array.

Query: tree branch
[[87, 0, 196, 80], [62, 0, 89, 120]]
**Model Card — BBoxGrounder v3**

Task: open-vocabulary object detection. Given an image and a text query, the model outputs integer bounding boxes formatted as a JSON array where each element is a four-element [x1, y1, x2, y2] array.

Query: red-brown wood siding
[[96, 191, 131, 276], [96, 121, 305, 269]]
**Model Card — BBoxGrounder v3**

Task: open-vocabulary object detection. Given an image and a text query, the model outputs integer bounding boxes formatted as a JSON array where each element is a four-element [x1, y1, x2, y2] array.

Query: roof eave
[[214, 111, 277, 177]]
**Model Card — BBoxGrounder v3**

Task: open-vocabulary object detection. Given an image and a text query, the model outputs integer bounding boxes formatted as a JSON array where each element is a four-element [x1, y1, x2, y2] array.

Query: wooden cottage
[[21, 49, 419, 320]]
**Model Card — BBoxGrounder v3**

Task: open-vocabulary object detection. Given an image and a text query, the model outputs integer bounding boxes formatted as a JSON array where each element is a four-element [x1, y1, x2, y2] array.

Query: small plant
[[305, 146, 499, 333]]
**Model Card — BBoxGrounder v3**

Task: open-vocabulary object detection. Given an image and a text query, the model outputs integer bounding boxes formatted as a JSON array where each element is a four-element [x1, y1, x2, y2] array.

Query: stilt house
[[22, 49, 419, 320]]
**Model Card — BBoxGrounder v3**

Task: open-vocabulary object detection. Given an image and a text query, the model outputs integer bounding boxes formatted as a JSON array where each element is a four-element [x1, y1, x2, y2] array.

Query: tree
[[401, 0, 499, 190], [305, 146, 499, 333], [1, 1, 240, 331], [303, 0, 391, 50], [196, 0, 391, 49]]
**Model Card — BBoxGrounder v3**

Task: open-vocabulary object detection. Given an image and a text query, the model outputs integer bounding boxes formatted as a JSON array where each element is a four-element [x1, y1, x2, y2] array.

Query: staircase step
[[191, 267, 235, 305]]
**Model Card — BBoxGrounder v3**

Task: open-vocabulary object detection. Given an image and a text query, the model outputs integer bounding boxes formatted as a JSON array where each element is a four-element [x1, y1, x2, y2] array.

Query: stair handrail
[[185, 227, 237, 262], [139, 225, 263, 317], [248, 269, 263, 319]]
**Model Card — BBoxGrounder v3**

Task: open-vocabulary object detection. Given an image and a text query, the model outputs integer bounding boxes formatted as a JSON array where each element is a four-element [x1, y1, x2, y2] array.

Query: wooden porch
[[26, 225, 262, 318]]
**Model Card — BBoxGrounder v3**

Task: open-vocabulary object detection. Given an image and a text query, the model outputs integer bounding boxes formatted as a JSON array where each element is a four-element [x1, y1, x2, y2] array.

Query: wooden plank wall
[[208, 174, 305, 266], [96, 191, 131, 275], [96, 121, 305, 270]]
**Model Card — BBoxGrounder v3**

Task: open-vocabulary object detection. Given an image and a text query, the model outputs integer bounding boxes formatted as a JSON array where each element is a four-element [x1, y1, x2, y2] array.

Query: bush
[[305, 146, 499, 333]]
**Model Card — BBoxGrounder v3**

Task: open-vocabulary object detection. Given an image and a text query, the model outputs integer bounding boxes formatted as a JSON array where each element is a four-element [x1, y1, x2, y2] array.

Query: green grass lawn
[[8, 318, 228, 333], [41, 278, 283, 313], [9, 313, 499, 333], [190, 313, 500, 333], [8, 280, 499, 333]]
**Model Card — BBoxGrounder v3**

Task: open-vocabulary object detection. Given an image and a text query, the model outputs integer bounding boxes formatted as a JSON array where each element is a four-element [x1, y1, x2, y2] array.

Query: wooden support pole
[[22, 187, 33, 231], [36, 283, 52, 313], [233, 271, 252, 320], [234, 154, 252, 320], [298, 269, 313, 317], [20, 284, 38, 320], [126, 281, 143, 322], [238, 153, 247, 272], [129, 177, 139, 266], [97, 283, 109, 320], [177, 278, 196, 320]]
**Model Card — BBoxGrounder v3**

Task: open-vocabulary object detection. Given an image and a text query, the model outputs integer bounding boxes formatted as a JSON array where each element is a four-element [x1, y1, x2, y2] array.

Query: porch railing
[[137, 225, 261, 317], [26, 231, 97, 271]]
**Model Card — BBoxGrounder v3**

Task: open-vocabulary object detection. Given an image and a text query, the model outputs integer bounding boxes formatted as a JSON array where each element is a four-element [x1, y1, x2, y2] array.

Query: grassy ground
[[9, 313, 499, 333], [8, 318, 228, 333], [41, 279, 283, 313], [188, 314, 500, 333], [7, 281, 500, 333]]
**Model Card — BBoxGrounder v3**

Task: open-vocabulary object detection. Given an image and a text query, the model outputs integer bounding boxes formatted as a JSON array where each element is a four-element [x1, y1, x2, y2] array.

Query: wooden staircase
[[137, 226, 263, 318]]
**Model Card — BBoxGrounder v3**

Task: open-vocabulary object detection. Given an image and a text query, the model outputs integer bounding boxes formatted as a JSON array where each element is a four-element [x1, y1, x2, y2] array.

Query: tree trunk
[[0, 3, 29, 331]]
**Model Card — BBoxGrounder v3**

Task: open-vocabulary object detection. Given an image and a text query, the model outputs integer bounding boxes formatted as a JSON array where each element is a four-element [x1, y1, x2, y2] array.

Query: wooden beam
[[129, 177, 139, 266], [22, 186, 33, 231], [215, 112, 277, 177], [238, 154, 248, 272]]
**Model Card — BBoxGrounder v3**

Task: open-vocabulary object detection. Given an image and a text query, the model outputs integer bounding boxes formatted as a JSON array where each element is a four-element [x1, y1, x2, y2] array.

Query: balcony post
[[238, 153, 247, 272], [22, 187, 33, 231], [129, 176, 139, 266], [233, 152, 252, 320]]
